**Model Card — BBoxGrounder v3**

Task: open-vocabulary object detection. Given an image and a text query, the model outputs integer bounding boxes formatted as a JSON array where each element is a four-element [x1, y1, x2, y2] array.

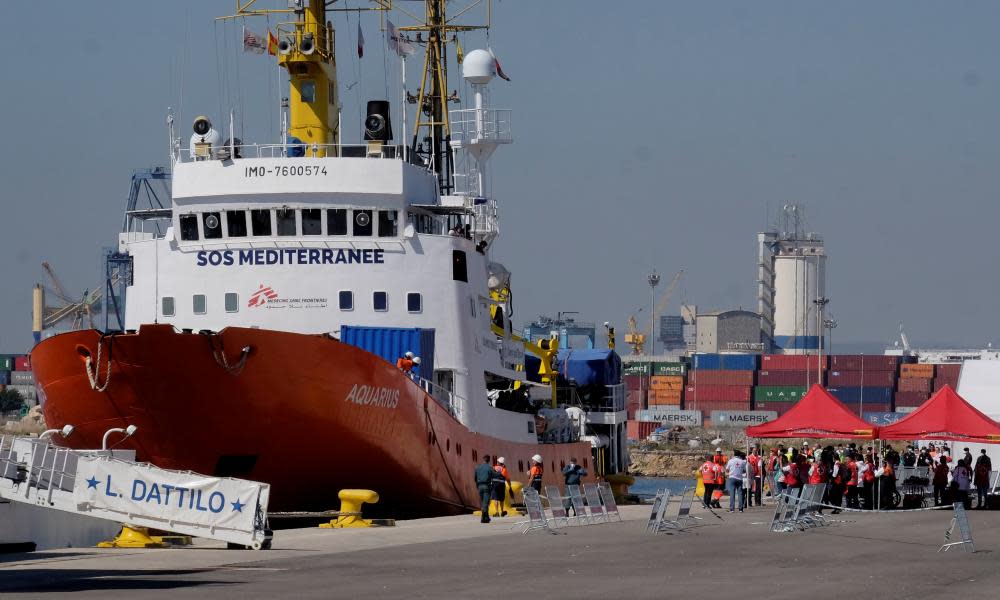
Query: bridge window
[[179, 214, 199, 241], [407, 292, 422, 313], [193, 294, 207, 315], [353, 210, 373, 236], [452, 250, 468, 282], [328, 209, 348, 235], [202, 212, 222, 240], [302, 209, 322, 235], [251, 209, 272, 236], [339, 291, 353, 311], [224, 293, 238, 313], [276, 208, 296, 236], [227, 211, 247, 237], [162, 297, 175, 317], [373, 291, 388, 312], [300, 80, 316, 103], [378, 210, 398, 237]]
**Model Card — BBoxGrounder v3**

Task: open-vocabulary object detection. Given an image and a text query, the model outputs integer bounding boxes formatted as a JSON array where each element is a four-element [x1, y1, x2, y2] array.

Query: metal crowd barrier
[[534, 483, 623, 531], [646, 487, 701, 534], [770, 484, 829, 532]]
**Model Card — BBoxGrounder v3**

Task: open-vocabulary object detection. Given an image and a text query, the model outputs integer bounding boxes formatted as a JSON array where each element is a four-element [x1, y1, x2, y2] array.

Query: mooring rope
[[84, 334, 114, 392]]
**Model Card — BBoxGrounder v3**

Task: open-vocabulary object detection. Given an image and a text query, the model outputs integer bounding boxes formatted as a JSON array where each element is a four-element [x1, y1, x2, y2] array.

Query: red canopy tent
[[878, 385, 1000, 443], [745, 384, 876, 439]]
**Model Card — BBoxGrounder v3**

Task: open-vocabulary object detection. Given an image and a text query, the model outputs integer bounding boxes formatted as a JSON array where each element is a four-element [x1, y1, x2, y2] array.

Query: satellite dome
[[462, 49, 495, 84]]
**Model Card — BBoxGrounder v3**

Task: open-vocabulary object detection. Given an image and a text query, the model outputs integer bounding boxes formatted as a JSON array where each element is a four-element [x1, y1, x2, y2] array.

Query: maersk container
[[340, 326, 436, 380], [721, 354, 758, 371], [692, 354, 722, 370], [9, 371, 34, 386], [826, 386, 893, 404]]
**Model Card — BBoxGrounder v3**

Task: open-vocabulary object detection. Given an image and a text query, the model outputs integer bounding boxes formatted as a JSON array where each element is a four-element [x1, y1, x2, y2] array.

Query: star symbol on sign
[[231, 498, 246, 512], [86, 476, 99, 490]]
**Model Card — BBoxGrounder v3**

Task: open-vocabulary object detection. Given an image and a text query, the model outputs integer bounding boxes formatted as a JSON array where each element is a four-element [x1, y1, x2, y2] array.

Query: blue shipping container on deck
[[721, 354, 758, 371], [827, 386, 893, 404], [340, 326, 436, 380], [692, 354, 722, 370], [525, 349, 622, 387]]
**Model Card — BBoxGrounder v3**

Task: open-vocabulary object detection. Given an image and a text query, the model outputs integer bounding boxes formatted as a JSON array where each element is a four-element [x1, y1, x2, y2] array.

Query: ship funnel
[[462, 49, 495, 84]]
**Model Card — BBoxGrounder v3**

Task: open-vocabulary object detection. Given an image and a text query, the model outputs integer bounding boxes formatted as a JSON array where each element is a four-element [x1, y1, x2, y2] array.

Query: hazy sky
[[1, 1, 999, 353]]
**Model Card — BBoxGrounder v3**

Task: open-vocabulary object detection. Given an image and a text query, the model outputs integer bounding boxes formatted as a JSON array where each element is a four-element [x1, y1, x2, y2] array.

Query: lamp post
[[813, 297, 829, 386], [648, 271, 661, 356], [102, 424, 138, 451], [824, 318, 838, 356]]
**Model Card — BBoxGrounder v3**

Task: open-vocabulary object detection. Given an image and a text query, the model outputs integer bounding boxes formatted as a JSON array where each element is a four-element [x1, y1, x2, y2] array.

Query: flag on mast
[[387, 20, 415, 57], [357, 22, 365, 58], [267, 30, 279, 56], [489, 47, 511, 81], [243, 26, 266, 54]]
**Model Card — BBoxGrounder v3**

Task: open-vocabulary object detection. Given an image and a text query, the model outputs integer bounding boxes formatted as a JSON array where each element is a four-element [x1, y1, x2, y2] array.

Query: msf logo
[[248, 284, 278, 308]]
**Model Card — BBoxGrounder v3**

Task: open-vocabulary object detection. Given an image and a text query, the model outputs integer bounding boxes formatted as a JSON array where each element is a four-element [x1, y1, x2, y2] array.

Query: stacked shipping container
[[826, 355, 899, 416], [686, 353, 756, 414], [0, 354, 34, 410], [752, 354, 822, 415]]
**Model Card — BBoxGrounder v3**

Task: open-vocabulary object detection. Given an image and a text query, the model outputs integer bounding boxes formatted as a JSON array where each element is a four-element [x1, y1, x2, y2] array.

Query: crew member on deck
[[396, 351, 414, 372]]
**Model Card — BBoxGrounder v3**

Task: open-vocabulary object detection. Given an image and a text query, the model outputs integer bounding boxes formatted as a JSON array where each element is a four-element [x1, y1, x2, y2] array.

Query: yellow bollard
[[487, 481, 523, 517], [695, 469, 705, 498], [319, 489, 379, 528], [97, 525, 169, 548]]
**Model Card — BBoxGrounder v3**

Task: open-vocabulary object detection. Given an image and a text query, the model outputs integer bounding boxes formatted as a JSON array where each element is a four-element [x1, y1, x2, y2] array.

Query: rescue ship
[[32, 0, 628, 515]]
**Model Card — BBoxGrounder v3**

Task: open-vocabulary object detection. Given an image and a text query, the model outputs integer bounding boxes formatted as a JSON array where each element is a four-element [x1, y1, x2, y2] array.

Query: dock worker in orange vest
[[527, 454, 544, 493], [700, 456, 720, 508], [492, 456, 511, 515]]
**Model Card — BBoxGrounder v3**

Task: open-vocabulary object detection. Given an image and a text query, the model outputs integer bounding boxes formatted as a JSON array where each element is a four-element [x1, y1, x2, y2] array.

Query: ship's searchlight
[[189, 116, 222, 160]]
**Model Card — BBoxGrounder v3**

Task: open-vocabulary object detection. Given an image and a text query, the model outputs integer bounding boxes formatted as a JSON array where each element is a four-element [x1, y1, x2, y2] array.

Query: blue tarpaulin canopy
[[525, 349, 622, 387]]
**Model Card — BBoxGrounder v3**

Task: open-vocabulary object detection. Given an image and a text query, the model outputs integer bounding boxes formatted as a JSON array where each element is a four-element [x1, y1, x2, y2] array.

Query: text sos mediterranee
[[197, 248, 385, 266], [245, 165, 328, 177]]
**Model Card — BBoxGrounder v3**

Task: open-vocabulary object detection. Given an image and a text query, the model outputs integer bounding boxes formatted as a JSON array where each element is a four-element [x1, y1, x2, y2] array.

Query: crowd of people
[[699, 442, 994, 512]]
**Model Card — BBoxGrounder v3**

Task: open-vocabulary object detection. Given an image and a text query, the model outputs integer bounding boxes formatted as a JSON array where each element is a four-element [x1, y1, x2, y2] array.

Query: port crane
[[625, 269, 684, 355], [32, 262, 119, 342]]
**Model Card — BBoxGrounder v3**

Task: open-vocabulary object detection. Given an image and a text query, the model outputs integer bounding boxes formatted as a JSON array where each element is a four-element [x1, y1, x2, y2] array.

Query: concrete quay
[[1, 502, 997, 599]]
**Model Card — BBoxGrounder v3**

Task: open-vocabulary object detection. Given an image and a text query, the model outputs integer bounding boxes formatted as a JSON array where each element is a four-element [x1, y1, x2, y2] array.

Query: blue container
[[340, 326, 436, 380], [0, 370, 9, 385], [721, 354, 758, 371], [827, 386, 893, 404], [525, 349, 622, 386], [863, 412, 907, 426], [692, 354, 722, 370]]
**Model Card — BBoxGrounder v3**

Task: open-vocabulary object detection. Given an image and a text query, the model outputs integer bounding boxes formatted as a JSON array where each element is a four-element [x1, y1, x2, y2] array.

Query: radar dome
[[462, 49, 496, 84]]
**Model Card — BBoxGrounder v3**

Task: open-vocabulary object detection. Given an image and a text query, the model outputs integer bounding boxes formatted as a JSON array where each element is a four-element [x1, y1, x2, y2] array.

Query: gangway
[[0, 435, 271, 549]]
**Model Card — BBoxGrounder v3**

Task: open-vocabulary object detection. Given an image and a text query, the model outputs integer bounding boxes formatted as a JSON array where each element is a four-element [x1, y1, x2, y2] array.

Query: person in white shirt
[[726, 450, 749, 513]]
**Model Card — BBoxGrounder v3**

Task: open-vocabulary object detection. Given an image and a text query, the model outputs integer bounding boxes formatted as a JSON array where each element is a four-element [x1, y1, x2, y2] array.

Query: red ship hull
[[32, 324, 594, 516]]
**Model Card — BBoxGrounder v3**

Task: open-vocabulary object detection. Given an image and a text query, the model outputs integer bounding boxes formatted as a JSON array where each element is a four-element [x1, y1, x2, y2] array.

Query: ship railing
[[415, 375, 465, 421], [177, 143, 417, 162], [449, 108, 513, 145]]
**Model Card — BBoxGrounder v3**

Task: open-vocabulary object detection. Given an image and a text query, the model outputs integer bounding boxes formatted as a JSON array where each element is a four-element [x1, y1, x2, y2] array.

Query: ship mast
[[400, 0, 490, 195]]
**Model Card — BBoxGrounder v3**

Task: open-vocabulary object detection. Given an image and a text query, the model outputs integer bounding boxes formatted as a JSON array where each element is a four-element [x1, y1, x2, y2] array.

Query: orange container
[[649, 375, 685, 391], [648, 388, 683, 405], [900, 364, 935, 378]]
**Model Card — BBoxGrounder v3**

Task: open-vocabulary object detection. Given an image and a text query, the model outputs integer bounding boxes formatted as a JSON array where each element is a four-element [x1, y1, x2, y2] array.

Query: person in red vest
[[713, 450, 727, 508], [782, 450, 800, 489], [932, 457, 950, 506], [746, 446, 762, 507], [700, 455, 720, 509], [845, 452, 860, 509], [861, 456, 877, 510], [808, 455, 828, 485]]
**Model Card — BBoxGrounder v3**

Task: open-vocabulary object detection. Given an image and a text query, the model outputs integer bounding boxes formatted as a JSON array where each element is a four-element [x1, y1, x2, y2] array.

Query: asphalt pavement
[[1, 502, 997, 598]]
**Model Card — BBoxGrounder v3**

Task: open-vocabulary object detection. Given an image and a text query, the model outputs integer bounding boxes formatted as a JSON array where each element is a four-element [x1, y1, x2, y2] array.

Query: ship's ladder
[[0, 435, 271, 549]]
